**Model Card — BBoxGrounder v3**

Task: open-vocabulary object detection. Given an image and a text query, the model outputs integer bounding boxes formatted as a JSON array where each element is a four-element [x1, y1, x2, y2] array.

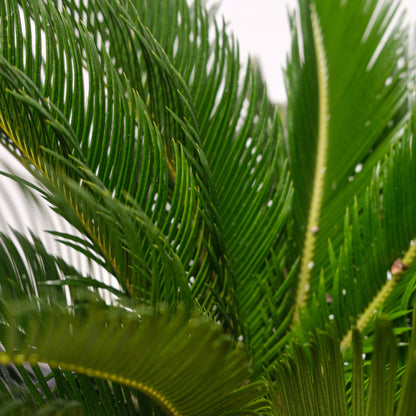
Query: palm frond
[[0, 0, 296, 354], [297, 120, 416, 351], [0, 0, 244, 329], [0, 229, 78, 304], [113, 1, 295, 365], [2, 0, 416, 413], [0, 301, 270, 416], [273, 314, 416, 415], [64, 0, 295, 364], [287, 0, 411, 322]]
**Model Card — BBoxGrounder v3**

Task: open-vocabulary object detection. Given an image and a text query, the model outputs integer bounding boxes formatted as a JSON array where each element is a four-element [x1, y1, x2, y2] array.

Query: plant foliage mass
[[1, 0, 416, 414]]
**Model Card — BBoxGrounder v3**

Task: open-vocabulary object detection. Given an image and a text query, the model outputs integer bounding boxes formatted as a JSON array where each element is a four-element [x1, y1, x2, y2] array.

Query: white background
[[219, 0, 416, 102]]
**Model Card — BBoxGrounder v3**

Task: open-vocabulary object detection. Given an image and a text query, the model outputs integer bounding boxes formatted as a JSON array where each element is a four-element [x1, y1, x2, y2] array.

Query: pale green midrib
[[293, 4, 329, 323], [340, 242, 416, 352]]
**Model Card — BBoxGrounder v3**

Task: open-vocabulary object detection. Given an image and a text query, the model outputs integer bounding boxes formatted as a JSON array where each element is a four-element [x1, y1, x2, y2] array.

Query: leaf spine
[[0, 352, 180, 416], [293, 3, 329, 323], [341, 240, 416, 352]]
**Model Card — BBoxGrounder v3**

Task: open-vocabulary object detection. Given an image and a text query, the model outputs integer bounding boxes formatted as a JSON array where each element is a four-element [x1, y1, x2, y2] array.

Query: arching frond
[[0, 0, 295, 358], [1, 0, 416, 413], [0, 0, 242, 328], [0, 301, 271, 416]]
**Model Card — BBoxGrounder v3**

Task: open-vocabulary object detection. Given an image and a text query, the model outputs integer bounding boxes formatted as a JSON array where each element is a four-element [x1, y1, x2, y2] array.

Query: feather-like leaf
[[287, 0, 411, 322], [0, 302, 270, 416]]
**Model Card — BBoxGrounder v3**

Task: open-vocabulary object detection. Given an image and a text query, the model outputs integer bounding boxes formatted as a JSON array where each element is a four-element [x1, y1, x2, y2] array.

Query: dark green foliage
[[0, 0, 416, 414]]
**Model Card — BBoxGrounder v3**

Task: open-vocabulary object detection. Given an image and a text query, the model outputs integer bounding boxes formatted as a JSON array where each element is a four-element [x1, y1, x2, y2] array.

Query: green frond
[[287, 0, 411, 319], [5, 0, 294, 348], [0, 229, 86, 304], [125, 1, 295, 360], [0, 0, 242, 328], [273, 315, 416, 415], [2, 0, 416, 413], [274, 327, 348, 416], [396, 304, 416, 416], [297, 123, 416, 349], [0, 398, 82, 416], [123, 1, 294, 358], [0, 301, 270, 416], [365, 319, 397, 416]]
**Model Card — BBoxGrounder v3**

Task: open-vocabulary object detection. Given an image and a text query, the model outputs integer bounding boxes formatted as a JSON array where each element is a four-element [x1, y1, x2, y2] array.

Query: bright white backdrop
[[219, 0, 416, 102]]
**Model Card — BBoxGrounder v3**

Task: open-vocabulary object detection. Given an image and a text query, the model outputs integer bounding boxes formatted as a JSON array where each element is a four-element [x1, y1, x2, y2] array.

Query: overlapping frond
[[287, 0, 411, 318], [1, 0, 416, 413], [131, 0, 294, 368], [293, 103, 416, 361], [0, 0, 294, 410], [273, 315, 416, 415], [2, 0, 294, 364], [0, 0, 243, 327], [76, 0, 294, 363], [0, 301, 271, 416], [0, 229, 74, 304]]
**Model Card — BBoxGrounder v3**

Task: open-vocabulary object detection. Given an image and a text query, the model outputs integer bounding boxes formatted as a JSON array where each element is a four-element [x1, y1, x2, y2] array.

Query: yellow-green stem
[[0, 352, 180, 416], [293, 4, 329, 323], [340, 241, 416, 352]]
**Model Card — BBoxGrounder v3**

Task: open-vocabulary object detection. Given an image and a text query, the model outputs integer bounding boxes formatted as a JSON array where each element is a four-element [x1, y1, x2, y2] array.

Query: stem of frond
[[0, 352, 180, 416], [340, 240, 416, 352], [293, 4, 329, 323]]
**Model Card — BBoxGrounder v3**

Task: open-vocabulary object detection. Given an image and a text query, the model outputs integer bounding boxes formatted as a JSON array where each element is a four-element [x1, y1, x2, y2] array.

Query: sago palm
[[1, 0, 416, 414]]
